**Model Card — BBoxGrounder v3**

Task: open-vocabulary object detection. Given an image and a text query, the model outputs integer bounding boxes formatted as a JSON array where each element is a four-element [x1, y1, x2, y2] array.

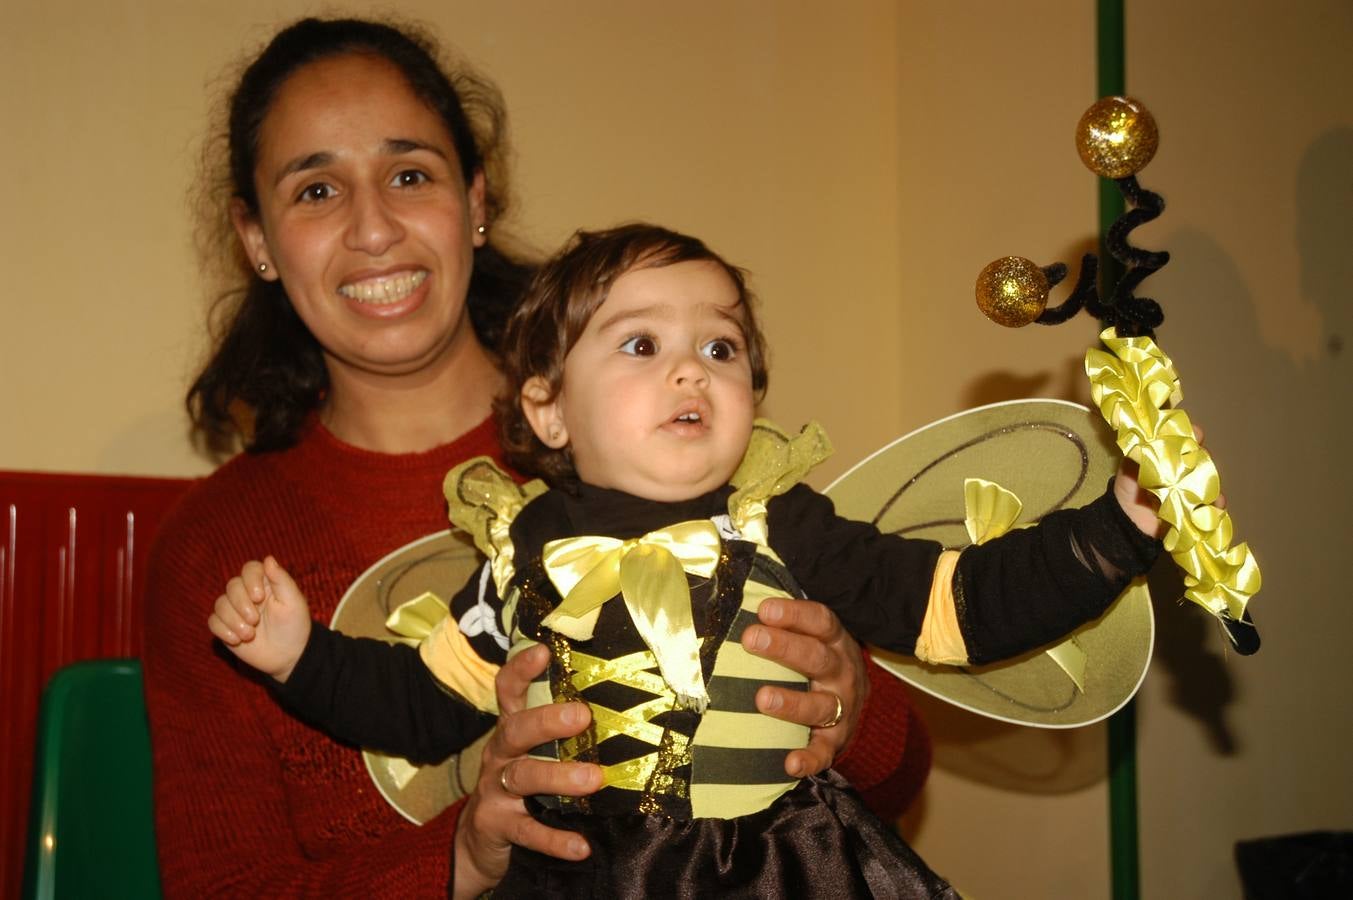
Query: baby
[[210, 223, 1164, 898]]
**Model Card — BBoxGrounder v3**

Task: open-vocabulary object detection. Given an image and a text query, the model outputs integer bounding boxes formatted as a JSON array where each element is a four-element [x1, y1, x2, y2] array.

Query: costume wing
[[330, 529, 487, 824], [824, 398, 1153, 729]]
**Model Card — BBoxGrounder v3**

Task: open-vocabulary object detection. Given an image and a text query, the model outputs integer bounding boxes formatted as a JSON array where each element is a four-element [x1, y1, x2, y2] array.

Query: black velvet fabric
[[493, 771, 959, 899]]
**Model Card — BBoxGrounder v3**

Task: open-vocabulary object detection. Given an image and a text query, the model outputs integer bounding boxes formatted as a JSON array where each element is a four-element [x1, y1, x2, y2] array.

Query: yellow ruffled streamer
[[964, 478, 1088, 691], [1085, 328, 1261, 621], [541, 520, 723, 712]]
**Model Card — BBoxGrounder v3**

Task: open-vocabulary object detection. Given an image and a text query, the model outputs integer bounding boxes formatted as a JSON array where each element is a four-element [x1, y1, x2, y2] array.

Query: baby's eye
[[619, 335, 658, 356], [702, 338, 739, 362], [296, 182, 335, 204], [392, 169, 430, 187]]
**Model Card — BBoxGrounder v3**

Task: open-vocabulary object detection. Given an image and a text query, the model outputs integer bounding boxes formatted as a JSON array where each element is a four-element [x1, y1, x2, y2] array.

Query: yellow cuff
[[914, 550, 969, 665], [419, 617, 501, 714]]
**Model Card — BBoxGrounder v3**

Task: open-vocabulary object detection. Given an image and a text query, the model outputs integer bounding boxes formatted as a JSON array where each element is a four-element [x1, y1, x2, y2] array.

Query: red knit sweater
[[142, 416, 926, 898]]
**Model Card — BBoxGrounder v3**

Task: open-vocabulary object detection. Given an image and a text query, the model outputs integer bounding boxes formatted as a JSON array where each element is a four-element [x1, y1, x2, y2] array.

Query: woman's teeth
[[338, 270, 428, 304], [676, 412, 702, 423]]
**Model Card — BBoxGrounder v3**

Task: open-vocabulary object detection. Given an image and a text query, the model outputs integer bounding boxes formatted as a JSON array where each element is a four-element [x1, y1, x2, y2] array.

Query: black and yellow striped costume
[[278, 422, 1158, 897]]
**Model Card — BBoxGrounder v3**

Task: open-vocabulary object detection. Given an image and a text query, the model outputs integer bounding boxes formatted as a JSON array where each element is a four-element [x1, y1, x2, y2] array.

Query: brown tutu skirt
[[492, 771, 958, 899]]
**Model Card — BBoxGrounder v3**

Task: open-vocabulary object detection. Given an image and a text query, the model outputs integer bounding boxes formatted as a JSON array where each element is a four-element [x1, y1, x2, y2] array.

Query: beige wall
[[1129, 2, 1353, 897], [2, 1, 1349, 897]]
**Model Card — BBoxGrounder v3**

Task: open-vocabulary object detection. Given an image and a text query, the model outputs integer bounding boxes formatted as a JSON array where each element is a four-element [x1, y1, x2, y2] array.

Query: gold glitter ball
[[1076, 96, 1158, 179], [975, 256, 1049, 328]]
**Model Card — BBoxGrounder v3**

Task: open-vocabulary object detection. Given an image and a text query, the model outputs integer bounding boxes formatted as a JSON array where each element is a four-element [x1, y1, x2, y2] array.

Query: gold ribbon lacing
[[1085, 328, 1262, 622], [541, 520, 723, 712], [566, 647, 691, 796], [964, 478, 1088, 691]]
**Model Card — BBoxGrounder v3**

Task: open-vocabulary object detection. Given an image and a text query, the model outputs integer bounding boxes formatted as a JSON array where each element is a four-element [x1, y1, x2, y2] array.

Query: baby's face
[[533, 259, 756, 501]]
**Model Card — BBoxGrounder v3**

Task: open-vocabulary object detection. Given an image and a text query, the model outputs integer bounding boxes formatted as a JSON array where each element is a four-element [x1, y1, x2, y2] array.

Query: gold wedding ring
[[821, 694, 845, 729]]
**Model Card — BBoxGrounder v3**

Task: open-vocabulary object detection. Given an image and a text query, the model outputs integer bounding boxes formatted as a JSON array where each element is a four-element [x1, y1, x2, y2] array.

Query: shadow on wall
[[960, 353, 1089, 410], [1133, 127, 1353, 766]]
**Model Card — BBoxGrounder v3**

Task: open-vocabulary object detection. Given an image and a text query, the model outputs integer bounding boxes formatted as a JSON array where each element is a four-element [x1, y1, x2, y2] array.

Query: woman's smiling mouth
[[338, 270, 428, 304]]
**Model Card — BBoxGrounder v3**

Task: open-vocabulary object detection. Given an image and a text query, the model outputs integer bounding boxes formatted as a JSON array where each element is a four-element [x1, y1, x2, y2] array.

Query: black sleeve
[[272, 623, 496, 765], [767, 484, 944, 654], [954, 482, 1162, 664], [767, 482, 1162, 665]]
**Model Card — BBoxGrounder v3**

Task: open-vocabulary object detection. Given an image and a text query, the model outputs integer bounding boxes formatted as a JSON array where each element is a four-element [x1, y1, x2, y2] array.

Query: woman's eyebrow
[[383, 137, 451, 161], [274, 151, 333, 187], [272, 139, 449, 187]]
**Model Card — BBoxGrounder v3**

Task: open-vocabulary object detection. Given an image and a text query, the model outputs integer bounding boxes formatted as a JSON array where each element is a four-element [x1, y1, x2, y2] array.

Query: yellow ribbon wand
[[974, 96, 1261, 653]]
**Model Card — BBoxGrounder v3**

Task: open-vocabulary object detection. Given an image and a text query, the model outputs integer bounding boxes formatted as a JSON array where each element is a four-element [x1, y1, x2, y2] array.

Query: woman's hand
[[452, 644, 603, 899], [741, 598, 868, 778]]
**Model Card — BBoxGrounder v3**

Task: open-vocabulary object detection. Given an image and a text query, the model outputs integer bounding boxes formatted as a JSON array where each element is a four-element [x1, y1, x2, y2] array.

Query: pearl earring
[[258, 262, 269, 274]]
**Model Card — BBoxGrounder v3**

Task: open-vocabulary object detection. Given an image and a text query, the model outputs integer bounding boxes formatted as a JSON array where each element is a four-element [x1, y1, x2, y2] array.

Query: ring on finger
[[820, 693, 845, 729], [499, 764, 515, 795]]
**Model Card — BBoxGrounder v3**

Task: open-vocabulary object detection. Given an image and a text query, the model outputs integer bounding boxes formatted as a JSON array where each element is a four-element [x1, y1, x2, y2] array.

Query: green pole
[[1096, 3, 1138, 900]]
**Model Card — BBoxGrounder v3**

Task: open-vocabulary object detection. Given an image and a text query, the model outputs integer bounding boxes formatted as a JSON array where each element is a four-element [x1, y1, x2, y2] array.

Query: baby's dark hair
[[496, 223, 769, 485]]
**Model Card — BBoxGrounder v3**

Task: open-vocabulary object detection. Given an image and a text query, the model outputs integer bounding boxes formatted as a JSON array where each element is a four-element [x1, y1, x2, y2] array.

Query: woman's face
[[233, 52, 486, 382]]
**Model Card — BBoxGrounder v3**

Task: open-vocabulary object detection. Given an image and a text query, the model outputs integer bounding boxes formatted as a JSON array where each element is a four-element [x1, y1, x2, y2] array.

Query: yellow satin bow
[[541, 520, 723, 712], [964, 478, 1088, 692], [383, 591, 450, 645]]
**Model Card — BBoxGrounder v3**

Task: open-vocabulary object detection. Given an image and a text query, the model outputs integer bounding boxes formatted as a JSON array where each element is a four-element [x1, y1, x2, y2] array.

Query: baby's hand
[[207, 556, 312, 682], [1112, 424, 1224, 538]]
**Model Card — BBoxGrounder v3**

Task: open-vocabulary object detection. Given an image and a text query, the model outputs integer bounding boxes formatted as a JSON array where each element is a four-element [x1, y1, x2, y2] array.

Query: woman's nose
[[344, 187, 405, 255]]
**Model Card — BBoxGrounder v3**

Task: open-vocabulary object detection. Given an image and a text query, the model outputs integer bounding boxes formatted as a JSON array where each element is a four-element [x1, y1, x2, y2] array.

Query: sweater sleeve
[[142, 510, 459, 898], [273, 623, 495, 764], [832, 653, 932, 821]]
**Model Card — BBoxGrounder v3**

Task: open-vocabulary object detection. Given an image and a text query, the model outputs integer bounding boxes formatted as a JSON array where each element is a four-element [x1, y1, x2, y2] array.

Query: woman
[[142, 17, 928, 898]]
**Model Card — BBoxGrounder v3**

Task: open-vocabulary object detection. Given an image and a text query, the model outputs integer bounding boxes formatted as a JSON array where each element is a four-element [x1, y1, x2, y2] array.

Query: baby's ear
[[521, 376, 568, 448]]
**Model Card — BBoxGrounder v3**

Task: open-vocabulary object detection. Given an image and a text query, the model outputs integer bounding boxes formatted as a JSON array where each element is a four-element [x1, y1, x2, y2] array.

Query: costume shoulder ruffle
[[727, 420, 832, 545], [443, 457, 547, 598]]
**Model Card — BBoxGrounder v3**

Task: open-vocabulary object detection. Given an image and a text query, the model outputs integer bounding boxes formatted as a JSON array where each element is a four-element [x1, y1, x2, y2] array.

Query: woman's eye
[[393, 169, 429, 187], [619, 336, 658, 356], [702, 338, 738, 362], [297, 182, 334, 203]]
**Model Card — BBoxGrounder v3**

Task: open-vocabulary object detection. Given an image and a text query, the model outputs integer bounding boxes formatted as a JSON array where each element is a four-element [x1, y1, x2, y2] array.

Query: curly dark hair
[[188, 17, 533, 456], [496, 223, 770, 486]]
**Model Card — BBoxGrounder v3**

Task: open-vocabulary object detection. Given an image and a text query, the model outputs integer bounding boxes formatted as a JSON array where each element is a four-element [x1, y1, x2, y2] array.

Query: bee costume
[[276, 421, 1161, 898]]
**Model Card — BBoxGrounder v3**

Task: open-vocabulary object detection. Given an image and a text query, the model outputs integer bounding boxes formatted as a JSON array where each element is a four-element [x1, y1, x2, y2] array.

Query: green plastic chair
[[22, 659, 162, 899]]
